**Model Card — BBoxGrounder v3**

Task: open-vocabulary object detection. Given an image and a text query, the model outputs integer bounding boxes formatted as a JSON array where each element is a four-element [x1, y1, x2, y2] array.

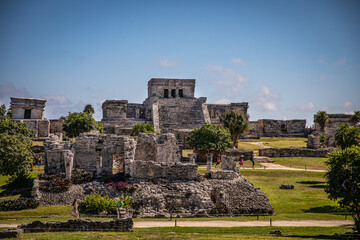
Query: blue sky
[[0, 0, 359, 125]]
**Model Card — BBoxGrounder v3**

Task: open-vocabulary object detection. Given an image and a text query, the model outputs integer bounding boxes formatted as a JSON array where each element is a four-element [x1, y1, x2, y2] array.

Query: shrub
[[0, 198, 39, 211], [40, 177, 72, 193], [71, 169, 94, 184], [122, 195, 134, 209], [131, 123, 155, 136], [38, 173, 65, 180], [78, 193, 116, 215]]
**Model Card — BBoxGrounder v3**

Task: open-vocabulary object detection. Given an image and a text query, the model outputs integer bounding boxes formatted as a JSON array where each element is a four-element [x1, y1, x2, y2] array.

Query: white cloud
[[159, 57, 180, 68], [333, 58, 347, 67], [299, 102, 315, 111], [282, 116, 288, 120], [232, 58, 246, 66], [254, 86, 279, 111], [342, 101, 354, 111], [214, 98, 232, 104], [316, 75, 326, 82], [0, 82, 30, 99], [207, 64, 247, 98], [43, 95, 71, 105]]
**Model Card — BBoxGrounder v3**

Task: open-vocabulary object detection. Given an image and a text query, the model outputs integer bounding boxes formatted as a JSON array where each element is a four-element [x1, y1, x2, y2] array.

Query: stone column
[[96, 156, 103, 176], [206, 153, 213, 173], [188, 153, 196, 164], [64, 150, 74, 179]]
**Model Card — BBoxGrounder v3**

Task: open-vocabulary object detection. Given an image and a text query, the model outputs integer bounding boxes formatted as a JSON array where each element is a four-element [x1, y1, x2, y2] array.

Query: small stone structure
[[247, 119, 306, 138], [18, 218, 133, 233], [259, 147, 332, 158], [9, 97, 63, 139], [194, 148, 253, 163], [307, 114, 354, 148]]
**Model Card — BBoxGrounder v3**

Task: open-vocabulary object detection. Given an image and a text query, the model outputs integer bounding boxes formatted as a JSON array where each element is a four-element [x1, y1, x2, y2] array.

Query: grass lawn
[[239, 137, 308, 149], [241, 170, 345, 220], [3, 227, 356, 240], [271, 157, 329, 171]]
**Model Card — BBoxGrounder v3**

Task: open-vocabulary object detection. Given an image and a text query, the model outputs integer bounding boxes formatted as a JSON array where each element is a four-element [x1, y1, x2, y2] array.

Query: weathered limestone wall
[[207, 103, 249, 125], [44, 135, 73, 175], [133, 161, 198, 180], [10, 97, 46, 119], [147, 78, 195, 98], [247, 119, 306, 138], [74, 133, 135, 175], [258, 147, 332, 158], [194, 149, 253, 162], [157, 98, 207, 133], [18, 218, 133, 233], [134, 133, 180, 164], [50, 119, 64, 134]]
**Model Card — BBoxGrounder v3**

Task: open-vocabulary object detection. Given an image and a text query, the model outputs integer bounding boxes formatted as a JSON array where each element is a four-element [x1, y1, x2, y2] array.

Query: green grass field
[[2, 227, 356, 240], [271, 157, 329, 170], [239, 137, 308, 149]]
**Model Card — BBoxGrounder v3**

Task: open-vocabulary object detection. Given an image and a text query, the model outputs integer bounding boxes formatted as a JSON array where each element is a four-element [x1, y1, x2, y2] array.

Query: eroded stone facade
[[247, 119, 306, 138]]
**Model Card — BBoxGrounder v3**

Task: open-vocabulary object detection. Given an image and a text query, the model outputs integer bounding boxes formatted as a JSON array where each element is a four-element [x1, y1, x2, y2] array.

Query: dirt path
[[258, 163, 327, 172], [0, 220, 353, 229], [134, 220, 353, 228]]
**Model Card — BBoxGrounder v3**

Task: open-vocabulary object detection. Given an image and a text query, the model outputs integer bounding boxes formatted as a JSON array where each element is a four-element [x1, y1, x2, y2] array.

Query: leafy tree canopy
[[83, 104, 95, 115], [220, 110, 248, 148], [325, 146, 360, 233], [351, 111, 360, 125], [131, 123, 155, 136], [0, 104, 33, 178], [314, 111, 329, 131], [335, 123, 360, 150], [61, 112, 103, 138], [188, 123, 232, 154]]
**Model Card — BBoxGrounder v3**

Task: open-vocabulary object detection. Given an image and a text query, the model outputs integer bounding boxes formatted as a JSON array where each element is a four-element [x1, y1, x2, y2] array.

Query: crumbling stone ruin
[[307, 114, 353, 148], [101, 78, 249, 146], [10, 97, 63, 139], [248, 119, 307, 138], [259, 147, 332, 158]]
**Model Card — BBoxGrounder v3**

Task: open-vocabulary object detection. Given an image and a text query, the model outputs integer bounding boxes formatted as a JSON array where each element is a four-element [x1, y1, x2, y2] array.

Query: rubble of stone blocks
[[0, 229, 23, 239], [18, 218, 133, 233], [194, 149, 254, 163], [210, 170, 239, 180], [44, 132, 198, 181], [258, 147, 332, 158]]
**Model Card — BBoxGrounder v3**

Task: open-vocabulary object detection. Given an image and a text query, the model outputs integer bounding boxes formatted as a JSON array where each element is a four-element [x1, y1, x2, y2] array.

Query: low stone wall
[[258, 147, 333, 158], [18, 218, 133, 233], [133, 161, 198, 180], [194, 148, 253, 162]]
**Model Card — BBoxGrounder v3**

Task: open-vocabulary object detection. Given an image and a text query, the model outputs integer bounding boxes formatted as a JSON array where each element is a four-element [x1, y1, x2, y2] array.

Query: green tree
[[335, 123, 360, 150], [351, 111, 360, 125], [0, 104, 34, 178], [220, 110, 248, 148], [131, 123, 155, 136], [61, 112, 103, 138], [314, 111, 329, 131], [325, 146, 360, 233], [188, 123, 232, 155], [83, 104, 95, 115]]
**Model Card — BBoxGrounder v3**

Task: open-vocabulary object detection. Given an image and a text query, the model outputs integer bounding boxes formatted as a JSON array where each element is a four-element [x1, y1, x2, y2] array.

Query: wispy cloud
[[214, 98, 232, 104], [254, 86, 279, 111], [43, 95, 71, 105], [333, 58, 347, 67], [316, 75, 326, 82], [317, 59, 328, 65], [299, 102, 315, 111], [207, 64, 247, 98], [232, 57, 246, 66], [0, 82, 30, 99], [342, 101, 354, 111], [159, 57, 180, 68]]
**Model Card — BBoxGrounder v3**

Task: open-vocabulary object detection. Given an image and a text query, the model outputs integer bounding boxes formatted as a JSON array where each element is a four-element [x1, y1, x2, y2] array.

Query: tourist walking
[[70, 198, 80, 219], [215, 156, 221, 168], [239, 155, 244, 169], [116, 197, 124, 218], [250, 154, 255, 169]]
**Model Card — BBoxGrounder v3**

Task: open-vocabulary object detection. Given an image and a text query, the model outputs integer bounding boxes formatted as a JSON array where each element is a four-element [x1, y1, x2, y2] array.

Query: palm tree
[[314, 111, 329, 132], [220, 110, 249, 148], [351, 111, 360, 126], [83, 104, 95, 115]]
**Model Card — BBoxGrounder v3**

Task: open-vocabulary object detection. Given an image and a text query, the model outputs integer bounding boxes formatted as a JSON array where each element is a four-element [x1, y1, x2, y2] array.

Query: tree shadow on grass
[[297, 181, 327, 189], [0, 177, 34, 198], [302, 205, 343, 213]]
